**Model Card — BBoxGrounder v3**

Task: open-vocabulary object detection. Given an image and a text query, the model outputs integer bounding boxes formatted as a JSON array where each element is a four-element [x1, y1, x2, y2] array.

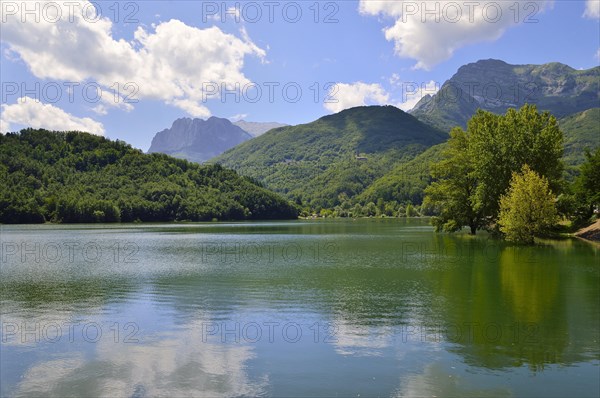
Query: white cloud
[[0, 119, 11, 133], [1, 1, 265, 117], [90, 94, 135, 115], [168, 98, 211, 119], [596, 48, 600, 60], [324, 82, 391, 113], [360, 0, 552, 70], [229, 113, 249, 121], [584, 0, 600, 18], [0, 97, 105, 135], [389, 73, 402, 86]]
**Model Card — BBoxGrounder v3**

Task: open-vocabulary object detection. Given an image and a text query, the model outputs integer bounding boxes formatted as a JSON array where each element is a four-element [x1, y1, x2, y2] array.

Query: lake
[[1, 219, 598, 397]]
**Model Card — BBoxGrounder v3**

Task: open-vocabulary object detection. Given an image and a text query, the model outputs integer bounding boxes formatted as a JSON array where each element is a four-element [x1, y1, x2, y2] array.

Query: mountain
[[356, 143, 446, 206], [358, 108, 600, 206], [213, 106, 447, 208], [559, 108, 600, 167], [148, 117, 252, 163], [233, 120, 288, 136], [0, 129, 297, 223], [411, 59, 600, 132]]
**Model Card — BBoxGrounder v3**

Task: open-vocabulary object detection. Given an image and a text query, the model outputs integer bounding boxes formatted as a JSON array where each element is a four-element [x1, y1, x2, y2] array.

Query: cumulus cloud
[[324, 82, 391, 113], [0, 118, 11, 133], [584, 0, 600, 18], [0, 97, 105, 135], [1, 1, 265, 117], [359, 0, 552, 70]]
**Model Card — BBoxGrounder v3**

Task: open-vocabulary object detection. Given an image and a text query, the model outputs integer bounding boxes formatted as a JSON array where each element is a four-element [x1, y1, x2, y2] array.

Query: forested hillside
[[0, 129, 298, 223], [559, 108, 600, 168], [214, 106, 447, 209]]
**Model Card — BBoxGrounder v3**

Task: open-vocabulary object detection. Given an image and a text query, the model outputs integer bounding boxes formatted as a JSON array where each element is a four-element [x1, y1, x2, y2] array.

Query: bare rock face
[[410, 59, 600, 132], [148, 117, 253, 163]]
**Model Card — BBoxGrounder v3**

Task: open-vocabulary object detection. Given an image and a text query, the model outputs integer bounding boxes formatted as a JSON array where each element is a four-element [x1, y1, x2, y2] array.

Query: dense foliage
[[573, 147, 600, 220], [0, 129, 298, 223], [356, 144, 445, 206], [498, 165, 558, 244], [214, 106, 447, 210], [424, 105, 564, 235], [559, 108, 600, 176], [423, 129, 483, 234]]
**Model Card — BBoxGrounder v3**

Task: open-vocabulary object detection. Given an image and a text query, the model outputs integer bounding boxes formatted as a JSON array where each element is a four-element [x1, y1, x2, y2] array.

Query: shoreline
[[574, 219, 600, 242]]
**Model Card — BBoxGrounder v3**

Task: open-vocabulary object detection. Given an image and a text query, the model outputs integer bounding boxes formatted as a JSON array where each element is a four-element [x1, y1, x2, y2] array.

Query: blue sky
[[1, 0, 599, 150]]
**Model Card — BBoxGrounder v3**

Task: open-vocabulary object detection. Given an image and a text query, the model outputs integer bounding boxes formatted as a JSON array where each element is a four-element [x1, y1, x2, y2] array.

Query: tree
[[405, 203, 418, 217], [498, 165, 558, 244], [469, 105, 563, 223], [573, 147, 600, 220], [351, 203, 363, 218], [424, 105, 564, 235], [0, 129, 298, 224], [364, 202, 377, 217], [384, 201, 398, 217], [424, 127, 483, 234]]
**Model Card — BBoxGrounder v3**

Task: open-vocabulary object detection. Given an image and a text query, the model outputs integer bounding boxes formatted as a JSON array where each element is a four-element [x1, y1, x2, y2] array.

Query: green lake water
[[1, 219, 598, 397]]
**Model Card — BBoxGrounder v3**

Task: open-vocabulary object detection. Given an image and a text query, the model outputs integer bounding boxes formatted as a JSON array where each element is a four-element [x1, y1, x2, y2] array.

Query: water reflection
[[9, 320, 267, 397], [1, 220, 598, 396], [395, 362, 512, 397]]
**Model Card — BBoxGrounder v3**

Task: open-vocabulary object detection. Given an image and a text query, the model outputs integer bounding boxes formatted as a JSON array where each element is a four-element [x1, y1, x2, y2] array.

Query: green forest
[[0, 129, 298, 223], [1, 105, 597, 241], [214, 106, 447, 210]]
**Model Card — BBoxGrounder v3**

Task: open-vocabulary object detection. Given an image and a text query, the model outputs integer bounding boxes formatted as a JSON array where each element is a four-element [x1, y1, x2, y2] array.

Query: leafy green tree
[[555, 193, 578, 219], [376, 198, 385, 216], [364, 202, 377, 217], [424, 105, 564, 235], [498, 165, 558, 244], [469, 105, 563, 222], [424, 128, 483, 234], [384, 201, 398, 217], [405, 203, 419, 217], [573, 148, 600, 219]]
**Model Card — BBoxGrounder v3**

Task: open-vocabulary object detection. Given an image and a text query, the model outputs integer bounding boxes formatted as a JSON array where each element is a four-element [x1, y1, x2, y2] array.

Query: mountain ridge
[[233, 120, 288, 136], [214, 105, 447, 208], [148, 116, 252, 163], [410, 59, 599, 131]]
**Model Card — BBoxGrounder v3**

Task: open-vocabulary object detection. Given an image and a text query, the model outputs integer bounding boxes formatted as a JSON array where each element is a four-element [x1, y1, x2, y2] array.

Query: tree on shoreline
[[424, 105, 564, 237], [424, 128, 484, 234], [573, 148, 600, 220], [498, 165, 558, 244]]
